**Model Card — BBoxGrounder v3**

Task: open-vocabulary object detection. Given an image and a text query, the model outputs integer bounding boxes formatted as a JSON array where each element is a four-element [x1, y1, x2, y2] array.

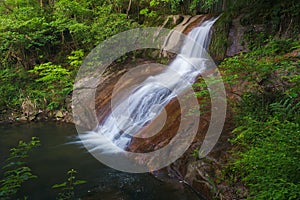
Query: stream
[[0, 122, 201, 200]]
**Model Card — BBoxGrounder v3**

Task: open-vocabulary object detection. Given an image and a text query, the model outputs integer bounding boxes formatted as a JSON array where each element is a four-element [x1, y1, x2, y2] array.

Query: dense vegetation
[[220, 40, 300, 199], [0, 0, 299, 199], [0, 137, 85, 199], [0, 137, 40, 199], [0, 0, 222, 113], [1, 0, 299, 114], [0, 0, 137, 113]]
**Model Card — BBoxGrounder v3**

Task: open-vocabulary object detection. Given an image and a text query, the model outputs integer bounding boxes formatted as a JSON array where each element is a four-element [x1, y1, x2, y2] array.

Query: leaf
[[74, 180, 87, 185], [139, 8, 149, 15], [52, 182, 67, 189]]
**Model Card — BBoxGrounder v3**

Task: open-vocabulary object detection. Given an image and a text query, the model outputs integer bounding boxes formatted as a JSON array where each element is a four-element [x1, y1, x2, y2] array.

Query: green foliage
[[193, 73, 226, 115], [67, 49, 84, 69], [0, 0, 139, 113], [52, 169, 86, 200], [269, 98, 300, 122], [262, 39, 299, 56], [190, 0, 218, 10], [221, 39, 300, 199], [209, 14, 231, 61], [193, 76, 211, 114], [0, 137, 41, 199], [29, 63, 71, 83], [139, 0, 209, 17], [0, 67, 30, 110], [237, 0, 300, 48], [0, 0, 135, 66], [138, 0, 221, 17], [51, 2, 134, 47], [0, 1, 56, 67], [229, 116, 300, 199], [191, 148, 205, 159], [28, 62, 72, 110], [220, 39, 300, 96], [193, 77, 210, 97]]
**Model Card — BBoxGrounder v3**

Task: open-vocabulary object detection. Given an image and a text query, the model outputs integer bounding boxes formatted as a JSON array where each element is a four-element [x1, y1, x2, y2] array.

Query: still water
[[0, 122, 200, 200]]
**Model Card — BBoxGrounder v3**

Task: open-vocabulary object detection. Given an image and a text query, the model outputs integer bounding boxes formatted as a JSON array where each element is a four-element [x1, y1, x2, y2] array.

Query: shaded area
[[0, 122, 202, 200]]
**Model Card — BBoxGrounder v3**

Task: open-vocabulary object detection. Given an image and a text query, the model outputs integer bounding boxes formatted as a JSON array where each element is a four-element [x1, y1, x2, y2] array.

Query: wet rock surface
[[226, 15, 248, 57], [91, 58, 234, 199]]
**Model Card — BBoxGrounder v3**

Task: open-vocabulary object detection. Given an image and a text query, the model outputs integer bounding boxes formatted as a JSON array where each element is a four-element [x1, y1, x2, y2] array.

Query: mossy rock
[[209, 14, 231, 61]]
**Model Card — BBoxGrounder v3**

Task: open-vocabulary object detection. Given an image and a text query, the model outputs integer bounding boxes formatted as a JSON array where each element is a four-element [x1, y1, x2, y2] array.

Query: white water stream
[[80, 17, 218, 154]]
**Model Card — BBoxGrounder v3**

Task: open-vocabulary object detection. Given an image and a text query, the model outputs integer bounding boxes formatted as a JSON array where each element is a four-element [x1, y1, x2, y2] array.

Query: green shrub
[[28, 62, 72, 110], [0, 137, 41, 199], [221, 39, 300, 199], [0, 0, 138, 113], [52, 169, 86, 200], [0, 67, 30, 110], [230, 117, 300, 200]]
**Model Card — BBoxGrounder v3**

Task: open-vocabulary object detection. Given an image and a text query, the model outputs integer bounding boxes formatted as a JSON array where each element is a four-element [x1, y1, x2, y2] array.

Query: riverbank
[[1, 50, 299, 200], [0, 109, 73, 124], [1, 122, 205, 200]]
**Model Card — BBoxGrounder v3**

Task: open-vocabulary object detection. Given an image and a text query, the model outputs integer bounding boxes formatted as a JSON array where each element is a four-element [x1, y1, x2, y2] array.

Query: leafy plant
[[220, 39, 300, 97], [67, 49, 84, 69], [0, 67, 30, 109], [52, 169, 86, 200], [190, 0, 219, 10], [269, 98, 300, 121], [0, 0, 137, 113], [230, 117, 300, 199], [220, 38, 300, 199], [0, 137, 41, 200], [28, 62, 72, 110]]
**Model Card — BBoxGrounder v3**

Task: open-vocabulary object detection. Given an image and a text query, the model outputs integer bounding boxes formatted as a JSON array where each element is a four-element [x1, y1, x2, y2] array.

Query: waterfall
[[79, 17, 218, 154]]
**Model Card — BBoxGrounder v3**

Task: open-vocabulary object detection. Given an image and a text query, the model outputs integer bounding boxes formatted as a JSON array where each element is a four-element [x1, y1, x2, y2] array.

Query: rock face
[[92, 58, 233, 199], [161, 14, 213, 57], [226, 15, 248, 57], [167, 112, 234, 200], [90, 15, 234, 199]]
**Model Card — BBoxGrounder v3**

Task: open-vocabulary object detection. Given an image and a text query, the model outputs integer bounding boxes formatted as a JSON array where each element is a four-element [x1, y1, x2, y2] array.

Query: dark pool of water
[[0, 122, 201, 200]]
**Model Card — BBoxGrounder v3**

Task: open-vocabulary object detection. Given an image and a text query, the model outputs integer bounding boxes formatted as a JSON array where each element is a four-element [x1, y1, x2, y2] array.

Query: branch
[[126, 0, 132, 18]]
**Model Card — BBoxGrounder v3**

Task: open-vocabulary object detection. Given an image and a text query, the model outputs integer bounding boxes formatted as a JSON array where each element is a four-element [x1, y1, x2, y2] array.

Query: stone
[[28, 115, 35, 121], [55, 110, 64, 118], [226, 15, 248, 57], [171, 15, 183, 25], [19, 116, 27, 121]]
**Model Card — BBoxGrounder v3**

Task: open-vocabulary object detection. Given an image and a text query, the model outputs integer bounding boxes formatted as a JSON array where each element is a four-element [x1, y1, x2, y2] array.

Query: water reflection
[[0, 122, 200, 200]]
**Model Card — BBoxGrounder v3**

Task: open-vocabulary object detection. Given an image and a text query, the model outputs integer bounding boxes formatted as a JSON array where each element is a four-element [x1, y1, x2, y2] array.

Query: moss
[[209, 14, 231, 61]]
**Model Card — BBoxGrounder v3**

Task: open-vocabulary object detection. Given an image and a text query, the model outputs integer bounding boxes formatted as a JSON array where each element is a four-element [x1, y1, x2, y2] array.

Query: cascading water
[[79, 17, 218, 154]]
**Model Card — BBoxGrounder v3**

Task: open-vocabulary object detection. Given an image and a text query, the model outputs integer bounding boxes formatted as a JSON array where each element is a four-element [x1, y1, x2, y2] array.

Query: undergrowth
[[220, 38, 300, 199]]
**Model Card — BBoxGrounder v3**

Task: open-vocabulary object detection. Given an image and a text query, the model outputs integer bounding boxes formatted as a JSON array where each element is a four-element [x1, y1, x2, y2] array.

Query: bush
[[221, 40, 300, 199], [0, 0, 138, 113], [28, 62, 72, 110], [230, 116, 300, 200], [0, 137, 41, 199], [52, 169, 86, 200]]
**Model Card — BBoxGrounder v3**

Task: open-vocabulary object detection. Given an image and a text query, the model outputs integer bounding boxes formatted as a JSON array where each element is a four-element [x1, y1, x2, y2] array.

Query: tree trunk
[[126, 0, 132, 18]]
